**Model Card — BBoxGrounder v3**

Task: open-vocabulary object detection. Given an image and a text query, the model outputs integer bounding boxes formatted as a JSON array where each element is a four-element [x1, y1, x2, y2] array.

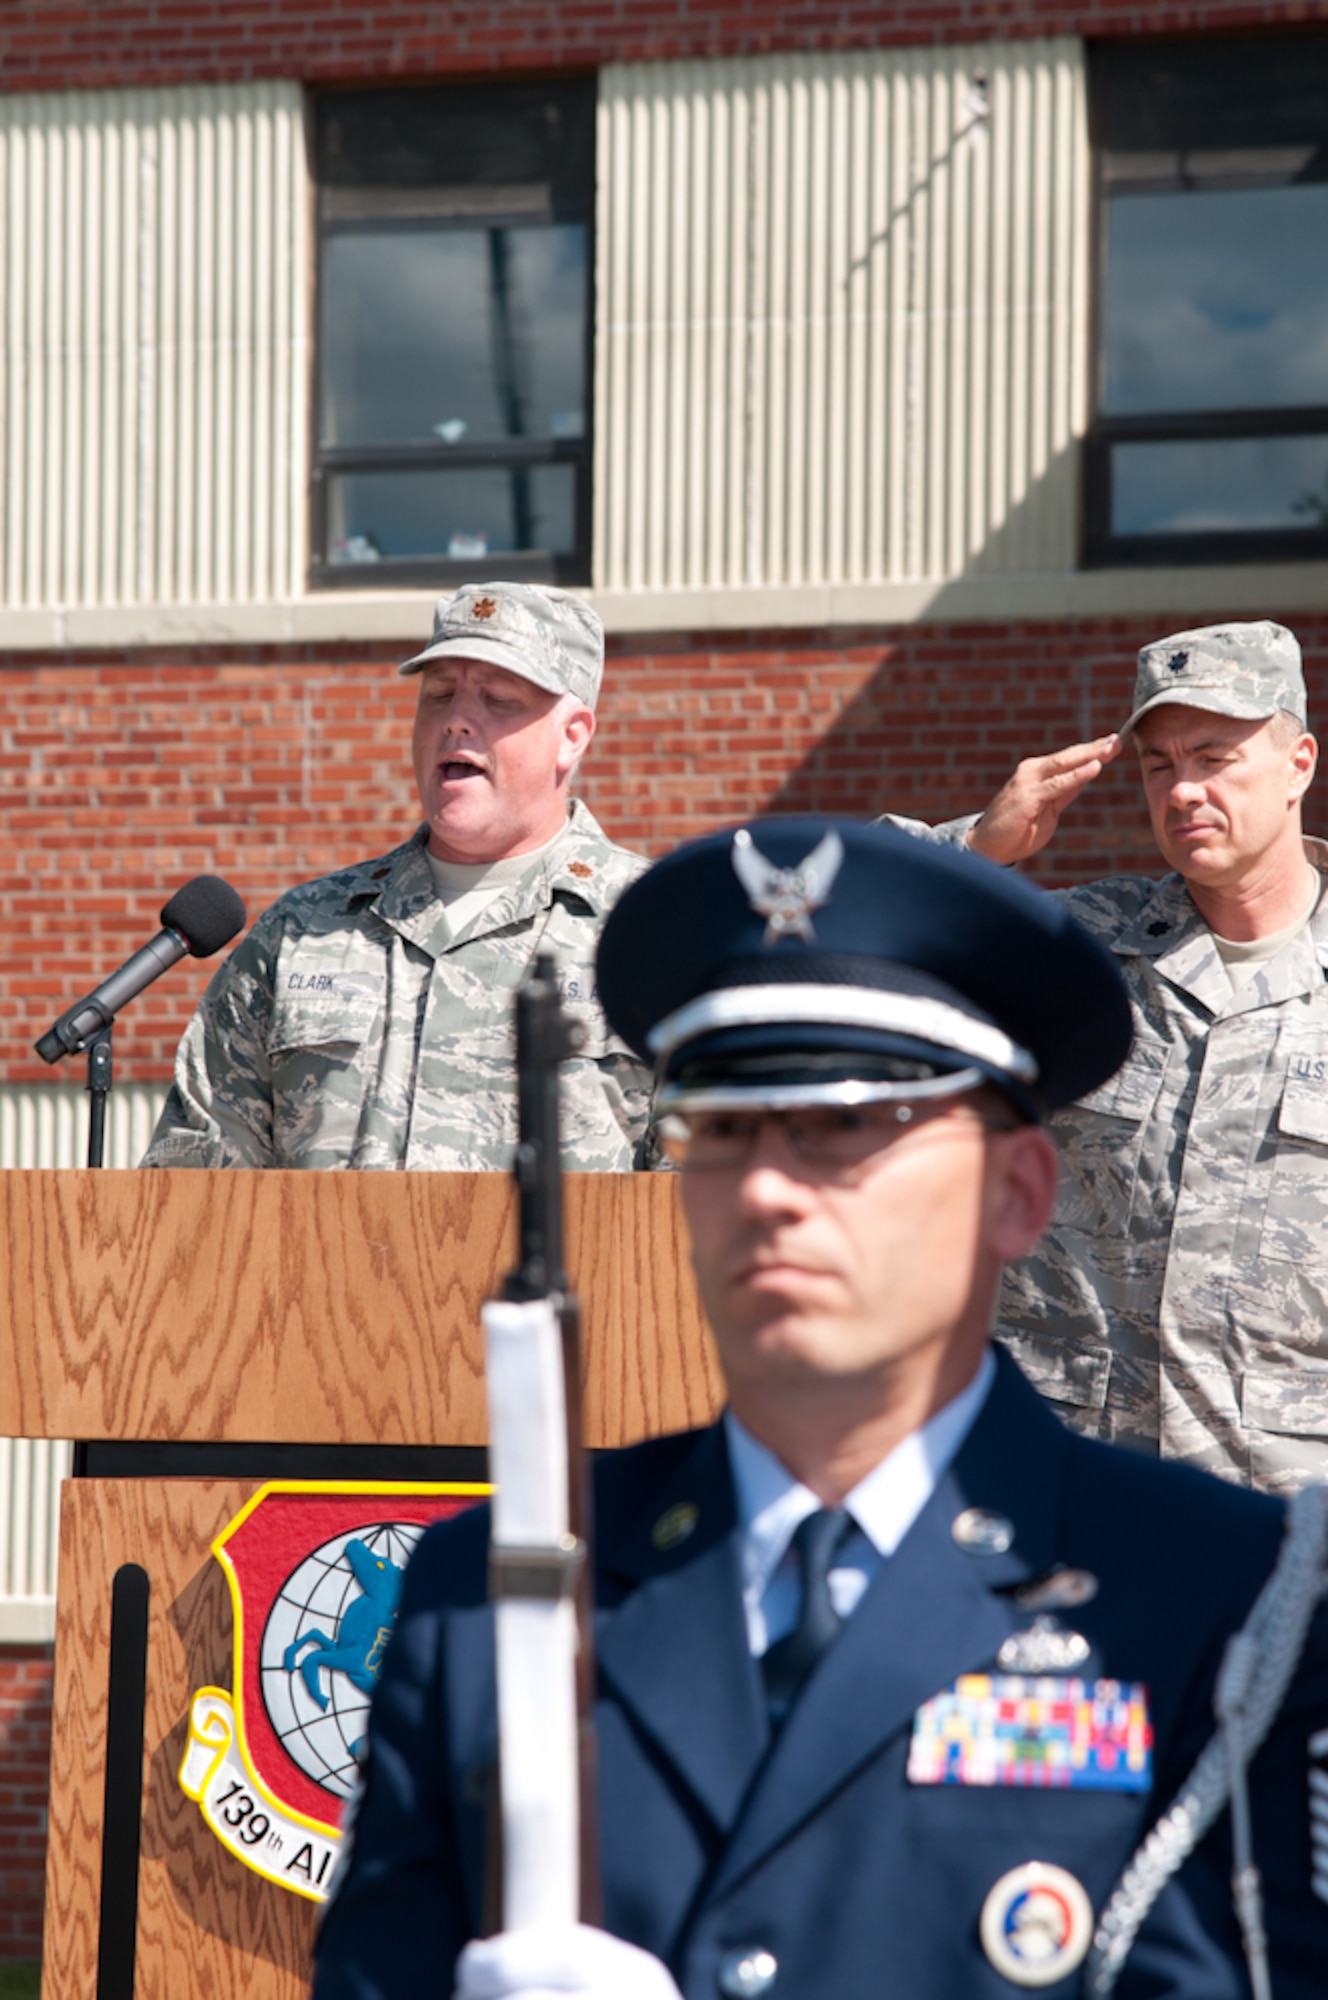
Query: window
[[1087, 38, 1328, 565], [312, 82, 595, 588]]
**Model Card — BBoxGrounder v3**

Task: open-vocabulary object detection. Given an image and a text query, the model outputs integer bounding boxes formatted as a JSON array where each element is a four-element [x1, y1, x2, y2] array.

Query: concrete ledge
[[0, 1599, 56, 1643], [594, 566, 1328, 632], [4, 565, 1328, 652]]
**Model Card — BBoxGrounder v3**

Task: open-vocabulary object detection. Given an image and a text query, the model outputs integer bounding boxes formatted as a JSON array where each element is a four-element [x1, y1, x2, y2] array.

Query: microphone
[[35, 875, 247, 1063]]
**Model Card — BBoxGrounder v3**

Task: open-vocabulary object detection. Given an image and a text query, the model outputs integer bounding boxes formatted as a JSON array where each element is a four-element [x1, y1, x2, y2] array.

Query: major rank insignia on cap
[[907, 1675, 1152, 1791], [979, 1861, 1094, 1988]]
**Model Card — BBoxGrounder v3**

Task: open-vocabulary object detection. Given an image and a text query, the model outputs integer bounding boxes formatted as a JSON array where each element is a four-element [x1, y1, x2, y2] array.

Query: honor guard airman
[[314, 816, 1328, 2000]]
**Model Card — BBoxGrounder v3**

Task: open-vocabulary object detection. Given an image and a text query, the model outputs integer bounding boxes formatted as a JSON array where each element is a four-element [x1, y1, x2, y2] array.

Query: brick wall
[[4, 610, 1327, 1084], [0, 1646, 54, 1962], [0, 0, 1324, 93]]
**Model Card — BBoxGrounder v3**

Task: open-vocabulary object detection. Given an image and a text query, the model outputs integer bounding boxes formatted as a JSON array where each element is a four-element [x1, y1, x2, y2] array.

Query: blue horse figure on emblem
[[283, 1537, 406, 1711]]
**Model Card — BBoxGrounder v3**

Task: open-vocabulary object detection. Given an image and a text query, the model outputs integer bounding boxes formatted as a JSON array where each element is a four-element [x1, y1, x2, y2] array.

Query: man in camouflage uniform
[[900, 620, 1328, 1493], [142, 583, 656, 1173]]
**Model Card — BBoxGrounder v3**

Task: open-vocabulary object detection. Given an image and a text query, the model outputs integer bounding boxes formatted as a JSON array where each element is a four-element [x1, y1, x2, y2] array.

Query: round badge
[[979, 1861, 1093, 1988]]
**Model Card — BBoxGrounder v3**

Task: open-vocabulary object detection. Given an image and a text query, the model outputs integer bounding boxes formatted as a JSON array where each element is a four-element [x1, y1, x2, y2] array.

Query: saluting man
[[895, 620, 1328, 1491], [141, 584, 656, 1172], [314, 818, 1328, 2000]]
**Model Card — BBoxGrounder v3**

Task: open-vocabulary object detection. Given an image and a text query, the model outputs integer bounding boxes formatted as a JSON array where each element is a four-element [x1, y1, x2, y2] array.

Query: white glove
[[454, 1923, 684, 2000]]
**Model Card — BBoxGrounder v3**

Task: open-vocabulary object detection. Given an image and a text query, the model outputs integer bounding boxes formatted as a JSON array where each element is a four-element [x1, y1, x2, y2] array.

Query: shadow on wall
[[586, 618, 1164, 880], [763, 623, 1162, 891]]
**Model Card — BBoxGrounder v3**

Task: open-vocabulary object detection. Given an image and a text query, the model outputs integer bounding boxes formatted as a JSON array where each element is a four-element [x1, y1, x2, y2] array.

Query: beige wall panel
[[0, 82, 309, 609], [595, 40, 1088, 592]]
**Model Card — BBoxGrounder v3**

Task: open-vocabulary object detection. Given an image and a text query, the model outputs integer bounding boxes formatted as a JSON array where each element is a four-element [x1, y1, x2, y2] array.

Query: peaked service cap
[[399, 581, 604, 709], [596, 817, 1133, 1120], [1121, 619, 1306, 736]]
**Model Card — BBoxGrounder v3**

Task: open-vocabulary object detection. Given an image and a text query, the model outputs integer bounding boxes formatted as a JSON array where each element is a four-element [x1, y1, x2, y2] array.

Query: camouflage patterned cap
[[399, 582, 604, 708], [1121, 620, 1306, 736]]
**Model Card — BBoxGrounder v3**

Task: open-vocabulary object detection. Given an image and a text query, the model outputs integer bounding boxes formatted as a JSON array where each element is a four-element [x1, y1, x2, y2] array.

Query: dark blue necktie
[[762, 1507, 852, 1723]]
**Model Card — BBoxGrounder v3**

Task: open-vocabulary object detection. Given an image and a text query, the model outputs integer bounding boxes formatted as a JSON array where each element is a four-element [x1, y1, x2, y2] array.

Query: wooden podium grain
[[2, 1170, 720, 2000]]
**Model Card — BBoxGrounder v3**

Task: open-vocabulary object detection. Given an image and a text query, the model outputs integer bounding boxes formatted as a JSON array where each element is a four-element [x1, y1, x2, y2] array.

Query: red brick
[[0, 0, 1318, 92], [0, 1647, 54, 1959], [0, 624, 1178, 1065]]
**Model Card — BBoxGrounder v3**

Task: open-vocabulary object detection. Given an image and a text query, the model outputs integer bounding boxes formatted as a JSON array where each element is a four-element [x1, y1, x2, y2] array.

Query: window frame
[[308, 80, 596, 592], [1083, 37, 1328, 570]]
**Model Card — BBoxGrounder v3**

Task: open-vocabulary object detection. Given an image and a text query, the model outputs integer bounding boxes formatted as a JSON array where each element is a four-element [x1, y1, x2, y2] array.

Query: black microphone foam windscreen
[[160, 876, 248, 957]]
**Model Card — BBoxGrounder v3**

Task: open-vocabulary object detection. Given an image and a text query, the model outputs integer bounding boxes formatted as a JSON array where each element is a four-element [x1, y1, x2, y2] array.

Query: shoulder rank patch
[[908, 1674, 1151, 1791]]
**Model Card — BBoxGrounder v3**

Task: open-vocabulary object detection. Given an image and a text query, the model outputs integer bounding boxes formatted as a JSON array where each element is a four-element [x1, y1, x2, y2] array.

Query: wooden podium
[[0, 1169, 720, 2000]]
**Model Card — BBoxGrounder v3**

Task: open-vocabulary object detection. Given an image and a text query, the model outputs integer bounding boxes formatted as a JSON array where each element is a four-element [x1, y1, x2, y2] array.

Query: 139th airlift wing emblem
[[179, 1482, 487, 1900]]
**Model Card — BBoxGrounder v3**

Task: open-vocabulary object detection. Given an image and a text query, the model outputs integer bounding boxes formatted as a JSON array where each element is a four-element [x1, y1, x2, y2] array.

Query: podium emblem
[[179, 1481, 486, 1900]]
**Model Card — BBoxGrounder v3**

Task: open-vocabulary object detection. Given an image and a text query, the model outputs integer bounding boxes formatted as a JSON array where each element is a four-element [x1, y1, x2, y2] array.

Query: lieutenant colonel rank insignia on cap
[[731, 827, 844, 944]]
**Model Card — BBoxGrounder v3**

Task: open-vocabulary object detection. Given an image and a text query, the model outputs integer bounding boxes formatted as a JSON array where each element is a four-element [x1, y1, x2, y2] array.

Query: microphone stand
[[36, 881, 247, 1169], [86, 1025, 113, 1169]]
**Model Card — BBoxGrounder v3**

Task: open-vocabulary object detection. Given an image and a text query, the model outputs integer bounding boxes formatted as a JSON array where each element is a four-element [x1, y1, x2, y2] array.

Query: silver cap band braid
[[646, 983, 1039, 1085]]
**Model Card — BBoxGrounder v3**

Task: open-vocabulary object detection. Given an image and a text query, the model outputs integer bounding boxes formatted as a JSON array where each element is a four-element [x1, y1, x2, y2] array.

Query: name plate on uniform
[[908, 1674, 1152, 1791]]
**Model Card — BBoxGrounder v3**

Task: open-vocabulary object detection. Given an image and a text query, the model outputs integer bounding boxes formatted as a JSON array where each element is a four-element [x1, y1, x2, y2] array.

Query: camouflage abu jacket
[[895, 816, 1328, 1494], [141, 801, 659, 1173]]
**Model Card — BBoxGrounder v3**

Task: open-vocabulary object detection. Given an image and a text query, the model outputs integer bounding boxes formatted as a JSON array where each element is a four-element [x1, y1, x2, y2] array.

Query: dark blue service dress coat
[[313, 1350, 1328, 1999]]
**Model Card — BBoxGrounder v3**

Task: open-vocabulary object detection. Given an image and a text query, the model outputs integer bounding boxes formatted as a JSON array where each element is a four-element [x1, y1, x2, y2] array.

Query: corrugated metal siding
[[0, 1439, 62, 1640], [594, 41, 1088, 591], [0, 57, 1088, 614], [0, 1082, 166, 1637], [0, 1080, 167, 1171], [0, 82, 309, 608]]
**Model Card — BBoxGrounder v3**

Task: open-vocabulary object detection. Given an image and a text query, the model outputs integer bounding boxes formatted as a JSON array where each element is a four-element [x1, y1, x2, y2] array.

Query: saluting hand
[[966, 735, 1121, 865]]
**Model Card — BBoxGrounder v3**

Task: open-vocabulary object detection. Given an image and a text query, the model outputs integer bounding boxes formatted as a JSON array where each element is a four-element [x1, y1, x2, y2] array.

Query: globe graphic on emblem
[[260, 1522, 426, 1801]]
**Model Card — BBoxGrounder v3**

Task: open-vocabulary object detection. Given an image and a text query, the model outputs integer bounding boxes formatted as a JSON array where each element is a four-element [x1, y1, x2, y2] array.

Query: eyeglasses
[[657, 1101, 1014, 1175]]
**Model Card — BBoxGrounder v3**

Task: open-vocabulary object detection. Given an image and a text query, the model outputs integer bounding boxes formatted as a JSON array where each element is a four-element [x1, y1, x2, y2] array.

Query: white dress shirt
[[724, 1348, 997, 1656]]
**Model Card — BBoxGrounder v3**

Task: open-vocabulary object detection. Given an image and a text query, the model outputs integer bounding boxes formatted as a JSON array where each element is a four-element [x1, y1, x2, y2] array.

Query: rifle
[[482, 950, 601, 1931]]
